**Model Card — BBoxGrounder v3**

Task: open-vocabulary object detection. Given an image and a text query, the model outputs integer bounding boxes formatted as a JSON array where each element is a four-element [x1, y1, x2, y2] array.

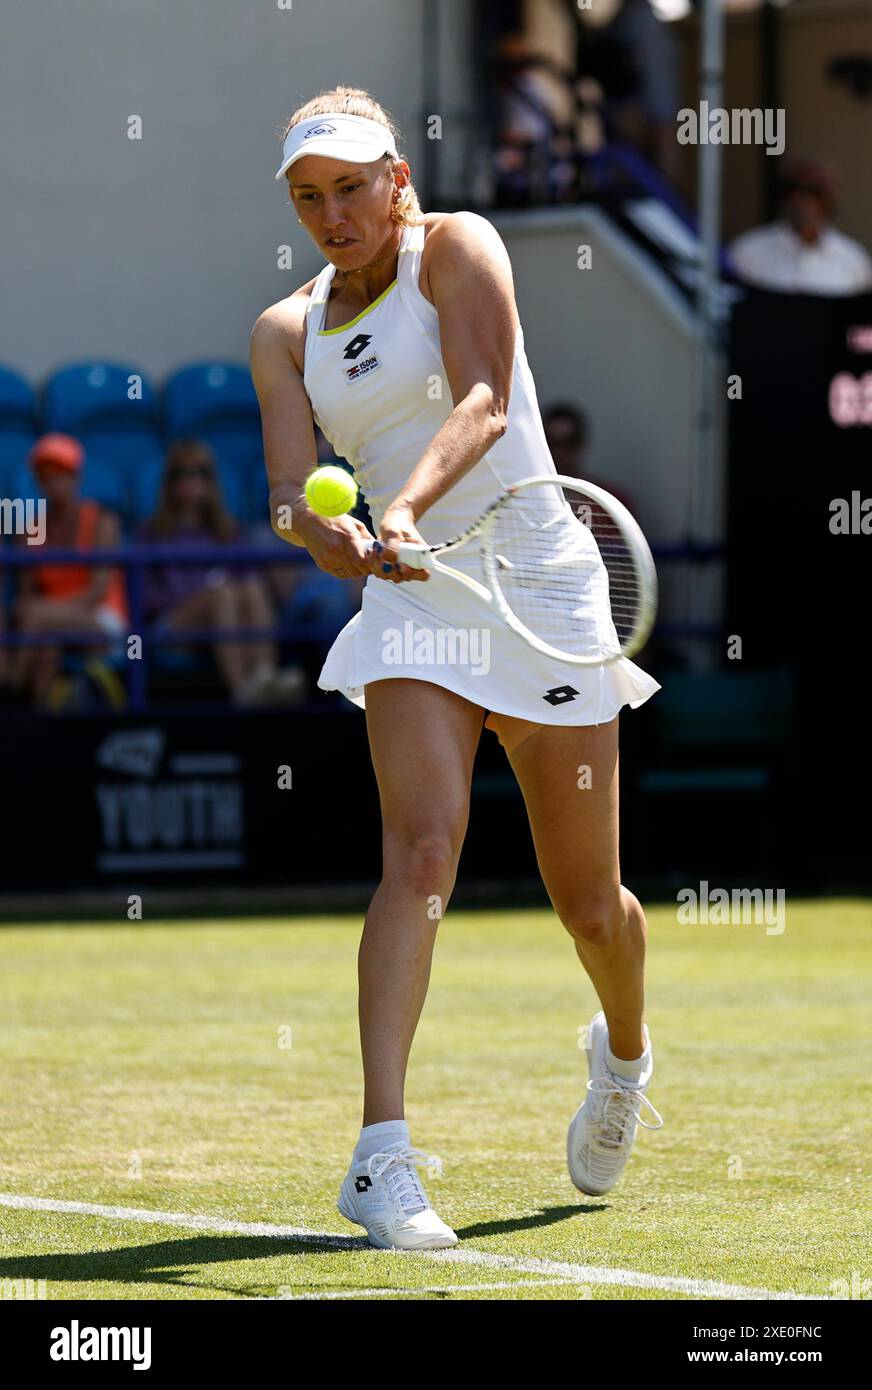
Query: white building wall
[[490, 208, 719, 551], [2, 3, 710, 563], [1, 0, 427, 381]]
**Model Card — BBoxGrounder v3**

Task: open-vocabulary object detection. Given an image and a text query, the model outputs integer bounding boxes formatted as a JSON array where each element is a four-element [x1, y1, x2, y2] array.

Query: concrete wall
[[2, 3, 705, 561], [1, 0, 430, 381], [491, 207, 709, 549], [676, 0, 872, 248]]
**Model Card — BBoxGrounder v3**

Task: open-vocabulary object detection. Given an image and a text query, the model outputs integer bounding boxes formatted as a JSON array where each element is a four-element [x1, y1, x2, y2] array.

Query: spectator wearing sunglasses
[[139, 440, 304, 705]]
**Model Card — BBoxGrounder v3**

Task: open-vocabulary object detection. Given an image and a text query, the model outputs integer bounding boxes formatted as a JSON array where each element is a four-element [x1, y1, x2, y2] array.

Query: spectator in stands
[[542, 403, 638, 516], [9, 433, 128, 709], [494, 33, 577, 207], [140, 440, 304, 705], [0, 565, 11, 701], [543, 403, 591, 477], [594, 0, 681, 184], [543, 402, 657, 666], [728, 160, 872, 296]]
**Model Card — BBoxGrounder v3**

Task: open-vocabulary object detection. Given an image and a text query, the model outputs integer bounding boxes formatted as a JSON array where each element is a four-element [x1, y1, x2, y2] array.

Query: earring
[[297, 217, 302, 224]]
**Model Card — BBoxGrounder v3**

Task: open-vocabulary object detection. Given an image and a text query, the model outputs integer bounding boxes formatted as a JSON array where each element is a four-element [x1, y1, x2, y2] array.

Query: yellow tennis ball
[[304, 465, 359, 518]]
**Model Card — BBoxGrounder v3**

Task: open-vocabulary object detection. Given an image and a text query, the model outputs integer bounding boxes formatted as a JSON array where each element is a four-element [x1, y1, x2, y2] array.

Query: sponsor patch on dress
[[345, 354, 381, 383]]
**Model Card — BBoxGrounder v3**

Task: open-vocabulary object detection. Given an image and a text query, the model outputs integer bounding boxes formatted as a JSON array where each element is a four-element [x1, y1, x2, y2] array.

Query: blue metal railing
[[1, 540, 724, 710], [1, 543, 340, 711]]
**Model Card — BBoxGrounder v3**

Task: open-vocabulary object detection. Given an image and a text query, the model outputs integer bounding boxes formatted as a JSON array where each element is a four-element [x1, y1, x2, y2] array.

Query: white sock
[[354, 1119, 409, 1162], [606, 1026, 650, 1085]]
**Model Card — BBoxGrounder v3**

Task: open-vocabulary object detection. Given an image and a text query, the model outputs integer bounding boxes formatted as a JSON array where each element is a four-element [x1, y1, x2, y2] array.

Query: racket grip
[[396, 543, 433, 572]]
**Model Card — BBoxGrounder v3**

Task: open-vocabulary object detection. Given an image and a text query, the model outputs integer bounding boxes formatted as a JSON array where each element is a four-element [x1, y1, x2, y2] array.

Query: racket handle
[[396, 542, 434, 572]]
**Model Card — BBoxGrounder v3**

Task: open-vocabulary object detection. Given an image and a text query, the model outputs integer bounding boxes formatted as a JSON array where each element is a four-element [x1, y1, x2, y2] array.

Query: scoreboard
[[727, 287, 872, 876]]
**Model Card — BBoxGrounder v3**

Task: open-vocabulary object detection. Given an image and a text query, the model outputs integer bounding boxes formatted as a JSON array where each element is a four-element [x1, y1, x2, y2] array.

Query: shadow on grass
[[456, 1202, 608, 1240], [0, 1232, 370, 1296], [0, 1203, 604, 1294]]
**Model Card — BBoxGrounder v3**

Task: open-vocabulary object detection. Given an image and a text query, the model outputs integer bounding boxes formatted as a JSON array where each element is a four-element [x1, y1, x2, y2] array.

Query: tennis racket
[[374, 474, 657, 666]]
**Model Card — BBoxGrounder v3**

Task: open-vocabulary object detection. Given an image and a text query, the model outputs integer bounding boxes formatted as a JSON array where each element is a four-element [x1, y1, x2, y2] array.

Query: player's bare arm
[[377, 213, 519, 561], [250, 295, 373, 578]]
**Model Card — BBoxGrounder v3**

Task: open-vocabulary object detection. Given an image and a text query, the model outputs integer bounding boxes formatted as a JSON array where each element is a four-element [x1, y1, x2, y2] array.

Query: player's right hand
[[296, 512, 373, 579], [367, 502, 431, 583]]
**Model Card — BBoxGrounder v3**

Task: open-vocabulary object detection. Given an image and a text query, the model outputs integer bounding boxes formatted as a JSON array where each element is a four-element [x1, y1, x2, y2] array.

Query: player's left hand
[[369, 502, 430, 583]]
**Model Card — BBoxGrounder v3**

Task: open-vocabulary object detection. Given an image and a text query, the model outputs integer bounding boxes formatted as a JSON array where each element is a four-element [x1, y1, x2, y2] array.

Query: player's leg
[[336, 678, 483, 1250], [506, 716, 645, 1054], [360, 678, 483, 1124], [504, 715, 661, 1193]]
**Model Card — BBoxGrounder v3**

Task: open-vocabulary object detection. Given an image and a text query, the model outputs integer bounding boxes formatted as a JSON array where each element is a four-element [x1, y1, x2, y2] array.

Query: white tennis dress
[[306, 220, 659, 725]]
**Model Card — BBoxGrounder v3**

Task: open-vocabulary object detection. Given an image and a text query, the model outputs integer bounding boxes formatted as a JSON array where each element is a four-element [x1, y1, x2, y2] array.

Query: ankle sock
[[354, 1119, 409, 1162], [606, 1026, 650, 1085]]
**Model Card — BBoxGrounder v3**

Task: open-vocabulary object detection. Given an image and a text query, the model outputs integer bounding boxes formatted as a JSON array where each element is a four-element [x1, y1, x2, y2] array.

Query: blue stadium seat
[[78, 454, 128, 515], [633, 669, 795, 875], [43, 362, 163, 516], [212, 455, 249, 524], [164, 363, 264, 523], [164, 362, 258, 435], [44, 361, 158, 434], [0, 430, 36, 504], [204, 433, 266, 525], [248, 466, 271, 527], [646, 670, 794, 750], [10, 459, 42, 506], [0, 365, 36, 428]]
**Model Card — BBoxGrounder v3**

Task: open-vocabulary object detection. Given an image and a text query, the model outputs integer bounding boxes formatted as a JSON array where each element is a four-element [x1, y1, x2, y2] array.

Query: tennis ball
[[304, 465, 358, 518]]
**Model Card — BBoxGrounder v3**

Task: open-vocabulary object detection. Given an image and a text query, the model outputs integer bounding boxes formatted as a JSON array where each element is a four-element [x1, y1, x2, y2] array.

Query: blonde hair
[[150, 440, 236, 542], [281, 86, 423, 227]]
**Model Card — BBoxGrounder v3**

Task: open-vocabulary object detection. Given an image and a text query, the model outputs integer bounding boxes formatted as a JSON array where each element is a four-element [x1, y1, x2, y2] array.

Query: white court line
[[0, 1192, 825, 1300], [270, 1280, 575, 1299]]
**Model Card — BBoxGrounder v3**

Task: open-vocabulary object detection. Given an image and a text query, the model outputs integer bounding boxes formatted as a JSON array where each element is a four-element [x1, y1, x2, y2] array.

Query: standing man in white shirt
[[728, 160, 872, 297]]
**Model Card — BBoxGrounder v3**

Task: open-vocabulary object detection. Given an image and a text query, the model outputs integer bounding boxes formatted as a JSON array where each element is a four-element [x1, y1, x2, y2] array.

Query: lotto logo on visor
[[275, 112, 399, 180]]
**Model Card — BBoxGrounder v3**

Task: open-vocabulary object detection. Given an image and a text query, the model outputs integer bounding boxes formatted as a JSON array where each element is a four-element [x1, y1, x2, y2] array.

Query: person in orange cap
[[10, 433, 128, 708]]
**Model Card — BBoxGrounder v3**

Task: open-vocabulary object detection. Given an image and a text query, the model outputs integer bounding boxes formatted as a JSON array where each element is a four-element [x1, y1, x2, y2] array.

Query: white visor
[[275, 112, 399, 182]]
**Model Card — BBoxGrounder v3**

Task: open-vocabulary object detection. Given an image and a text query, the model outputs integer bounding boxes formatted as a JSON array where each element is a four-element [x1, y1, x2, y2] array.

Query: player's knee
[[559, 891, 622, 945], [387, 829, 460, 895]]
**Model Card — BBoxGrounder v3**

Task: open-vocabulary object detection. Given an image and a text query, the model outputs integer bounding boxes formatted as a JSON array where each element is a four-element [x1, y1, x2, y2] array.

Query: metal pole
[[420, 0, 440, 210], [692, 0, 725, 549], [685, 0, 727, 668], [127, 553, 147, 713], [760, 0, 781, 222]]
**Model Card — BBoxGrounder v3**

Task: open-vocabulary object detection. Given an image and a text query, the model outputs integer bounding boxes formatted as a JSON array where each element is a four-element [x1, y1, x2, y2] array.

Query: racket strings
[[580, 500, 643, 640], [484, 486, 643, 659]]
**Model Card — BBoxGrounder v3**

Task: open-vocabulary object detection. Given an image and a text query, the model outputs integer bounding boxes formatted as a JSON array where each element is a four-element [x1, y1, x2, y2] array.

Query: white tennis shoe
[[567, 1011, 663, 1196], [338, 1141, 458, 1250]]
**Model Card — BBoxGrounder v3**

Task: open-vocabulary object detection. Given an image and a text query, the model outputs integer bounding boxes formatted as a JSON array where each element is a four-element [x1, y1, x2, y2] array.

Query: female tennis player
[[251, 87, 663, 1251]]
